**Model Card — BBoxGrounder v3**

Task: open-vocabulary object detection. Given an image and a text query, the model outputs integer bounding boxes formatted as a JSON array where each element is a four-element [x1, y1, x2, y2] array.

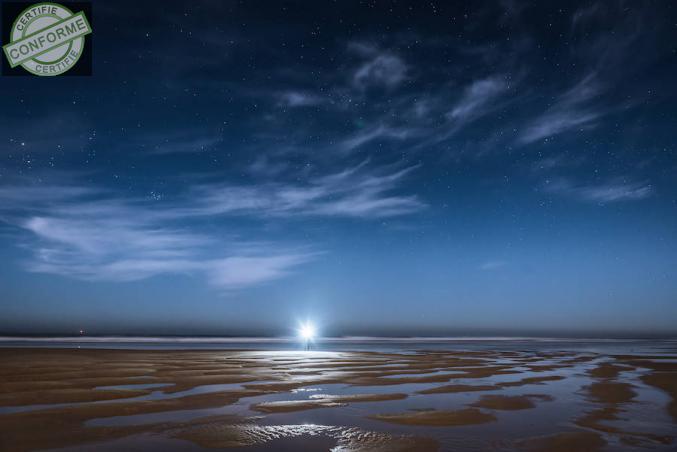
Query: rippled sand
[[369, 407, 497, 426], [0, 347, 676, 451]]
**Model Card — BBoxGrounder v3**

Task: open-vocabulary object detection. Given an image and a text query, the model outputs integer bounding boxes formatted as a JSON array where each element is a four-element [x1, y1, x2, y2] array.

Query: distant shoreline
[[2, 335, 677, 342]]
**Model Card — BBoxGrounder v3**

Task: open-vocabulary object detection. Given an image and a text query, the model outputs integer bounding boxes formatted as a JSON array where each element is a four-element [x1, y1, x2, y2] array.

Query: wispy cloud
[[338, 125, 412, 153], [447, 76, 509, 122], [519, 74, 602, 144], [530, 154, 585, 173], [181, 162, 425, 219], [0, 184, 100, 206], [8, 196, 315, 287], [405, 74, 517, 153], [350, 43, 407, 90], [0, 163, 423, 286], [277, 91, 324, 108], [546, 178, 653, 203], [308, 164, 424, 217], [480, 260, 506, 271], [204, 255, 315, 289]]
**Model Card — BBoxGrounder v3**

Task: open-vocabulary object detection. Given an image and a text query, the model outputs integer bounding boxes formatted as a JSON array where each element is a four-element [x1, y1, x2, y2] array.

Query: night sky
[[1, 0, 676, 337]]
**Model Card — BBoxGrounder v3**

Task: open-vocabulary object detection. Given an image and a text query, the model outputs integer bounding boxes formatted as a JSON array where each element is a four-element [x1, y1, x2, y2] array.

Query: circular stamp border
[[9, 2, 86, 76]]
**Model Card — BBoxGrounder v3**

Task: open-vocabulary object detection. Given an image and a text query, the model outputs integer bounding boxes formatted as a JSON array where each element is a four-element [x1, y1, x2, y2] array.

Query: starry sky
[[1, 0, 676, 337]]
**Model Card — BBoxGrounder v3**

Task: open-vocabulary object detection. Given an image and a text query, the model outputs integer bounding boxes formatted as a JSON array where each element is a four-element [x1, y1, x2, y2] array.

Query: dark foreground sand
[[0, 348, 676, 451]]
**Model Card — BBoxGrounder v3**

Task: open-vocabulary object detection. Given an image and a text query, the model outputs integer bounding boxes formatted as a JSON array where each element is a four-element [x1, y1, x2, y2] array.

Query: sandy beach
[[0, 346, 676, 451]]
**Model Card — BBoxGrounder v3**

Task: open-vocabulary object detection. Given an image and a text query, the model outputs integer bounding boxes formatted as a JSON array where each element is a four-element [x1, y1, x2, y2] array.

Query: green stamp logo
[[2, 2, 91, 76]]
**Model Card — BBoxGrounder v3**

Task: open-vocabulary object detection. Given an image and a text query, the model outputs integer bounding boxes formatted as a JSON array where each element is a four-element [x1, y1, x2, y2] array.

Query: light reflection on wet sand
[[0, 344, 676, 451]]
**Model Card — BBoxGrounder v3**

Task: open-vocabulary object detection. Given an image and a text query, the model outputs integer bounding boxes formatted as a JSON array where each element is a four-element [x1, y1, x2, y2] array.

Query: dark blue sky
[[1, 0, 676, 336]]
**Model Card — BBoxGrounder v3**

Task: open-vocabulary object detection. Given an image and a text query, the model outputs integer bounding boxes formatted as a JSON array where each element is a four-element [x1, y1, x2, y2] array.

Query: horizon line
[[1, 335, 676, 343]]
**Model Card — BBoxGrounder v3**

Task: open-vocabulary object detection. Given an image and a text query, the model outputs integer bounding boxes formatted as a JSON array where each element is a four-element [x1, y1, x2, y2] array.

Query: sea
[[1, 336, 676, 355]]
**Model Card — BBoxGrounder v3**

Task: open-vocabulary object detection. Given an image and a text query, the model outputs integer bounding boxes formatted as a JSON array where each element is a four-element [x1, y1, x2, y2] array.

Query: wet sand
[[170, 419, 440, 451], [0, 347, 676, 451], [417, 383, 497, 394], [516, 431, 607, 452], [572, 355, 676, 448], [369, 407, 497, 426], [642, 372, 677, 421], [497, 375, 565, 387], [251, 392, 408, 413], [470, 394, 553, 410]]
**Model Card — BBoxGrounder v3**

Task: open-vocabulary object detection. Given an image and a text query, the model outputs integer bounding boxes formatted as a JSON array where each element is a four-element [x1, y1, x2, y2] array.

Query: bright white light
[[299, 322, 316, 341]]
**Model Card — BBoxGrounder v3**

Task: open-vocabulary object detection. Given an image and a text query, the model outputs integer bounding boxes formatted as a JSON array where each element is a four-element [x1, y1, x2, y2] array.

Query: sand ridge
[[369, 407, 497, 426]]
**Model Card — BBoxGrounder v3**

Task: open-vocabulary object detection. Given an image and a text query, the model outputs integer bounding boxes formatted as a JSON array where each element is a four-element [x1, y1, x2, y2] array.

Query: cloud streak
[[351, 44, 407, 90], [546, 179, 653, 203], [18, 209, 314, 287], [338, 125, 412, 154], [447, 76, 509, 123], [277, 91, 324, 108], [519, 74, 602, 144], [176, 162, 425, 219], [0, 163, 423, 287]]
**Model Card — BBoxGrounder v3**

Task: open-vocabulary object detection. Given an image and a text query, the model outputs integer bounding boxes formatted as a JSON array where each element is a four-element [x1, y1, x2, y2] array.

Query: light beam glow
[[299, 322, 316, 341]]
